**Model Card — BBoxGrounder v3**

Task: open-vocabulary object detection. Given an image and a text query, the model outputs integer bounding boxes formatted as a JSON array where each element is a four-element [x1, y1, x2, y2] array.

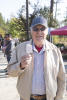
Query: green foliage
[[15, 3, 59, 41], [52, 36, 59, 43], [39, 7, 50, 18], [48, 18, 59, 28], [52, 35, 67, 47], [0, 27, 5, 36], [55, 43, 64, 48], [0, 2, 60, 41], [0, 13, 8, 36], [0, 13, 5, 27], [29, 5, 59, 28], [62, 18, 67, 26], [8, 18, 20, 37], [8, 17, 27, 41]]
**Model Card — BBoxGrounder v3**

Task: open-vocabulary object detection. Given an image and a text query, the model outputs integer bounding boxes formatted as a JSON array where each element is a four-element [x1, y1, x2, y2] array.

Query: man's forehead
[[33, 24, 45, 28]]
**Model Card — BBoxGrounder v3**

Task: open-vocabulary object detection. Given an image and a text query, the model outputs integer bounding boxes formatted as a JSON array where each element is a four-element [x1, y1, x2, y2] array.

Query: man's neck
[[35, 45, 43, 52]]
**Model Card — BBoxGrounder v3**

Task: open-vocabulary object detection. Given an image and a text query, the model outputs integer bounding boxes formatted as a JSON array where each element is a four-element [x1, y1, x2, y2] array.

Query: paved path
[[0, 51, 19, 100], [0, 50, 67, 100]]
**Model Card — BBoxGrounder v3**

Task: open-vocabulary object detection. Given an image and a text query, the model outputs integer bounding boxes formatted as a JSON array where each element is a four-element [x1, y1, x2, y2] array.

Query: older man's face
[[31, 25, 48, 47]]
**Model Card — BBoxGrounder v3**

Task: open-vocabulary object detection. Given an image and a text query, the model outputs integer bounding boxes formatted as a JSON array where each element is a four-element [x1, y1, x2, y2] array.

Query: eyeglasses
[[32, 27, 46, 32]]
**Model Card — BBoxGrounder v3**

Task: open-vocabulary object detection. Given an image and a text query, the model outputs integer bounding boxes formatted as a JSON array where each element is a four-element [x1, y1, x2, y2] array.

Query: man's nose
[[37, 30, 42, 34]]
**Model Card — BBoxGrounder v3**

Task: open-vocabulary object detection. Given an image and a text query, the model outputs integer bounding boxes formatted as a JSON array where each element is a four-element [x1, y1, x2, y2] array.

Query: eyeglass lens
[[33, 27, 46, 32]]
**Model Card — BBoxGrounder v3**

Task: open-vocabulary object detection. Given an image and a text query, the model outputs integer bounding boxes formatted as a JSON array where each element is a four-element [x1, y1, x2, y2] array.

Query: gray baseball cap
[[31, 16, 48, 28]]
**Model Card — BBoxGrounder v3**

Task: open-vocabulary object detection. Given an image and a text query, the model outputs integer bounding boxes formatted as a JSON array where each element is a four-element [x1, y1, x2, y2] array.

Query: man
[[3, 34, 15, 63], [7, 16, 66, 100], [0, 34, 3, 50]]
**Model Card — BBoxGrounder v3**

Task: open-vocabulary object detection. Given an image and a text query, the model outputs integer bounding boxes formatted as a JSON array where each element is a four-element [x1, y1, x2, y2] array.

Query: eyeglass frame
[[31, 26, 46, 32]]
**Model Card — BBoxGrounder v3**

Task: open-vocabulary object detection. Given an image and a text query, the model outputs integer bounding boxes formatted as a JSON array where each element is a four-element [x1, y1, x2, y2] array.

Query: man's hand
[[20, 54, 32, 69]]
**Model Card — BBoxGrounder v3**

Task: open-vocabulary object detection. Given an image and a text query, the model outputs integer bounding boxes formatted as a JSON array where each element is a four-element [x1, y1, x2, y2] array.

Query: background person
[[7, 16, 65, 100], [0, 34, 3, 50], [2, 34, 15, 63]]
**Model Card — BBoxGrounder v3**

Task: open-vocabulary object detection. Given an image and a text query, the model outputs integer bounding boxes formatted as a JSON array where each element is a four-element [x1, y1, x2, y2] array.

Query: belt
[[31, 94, 46, 100]]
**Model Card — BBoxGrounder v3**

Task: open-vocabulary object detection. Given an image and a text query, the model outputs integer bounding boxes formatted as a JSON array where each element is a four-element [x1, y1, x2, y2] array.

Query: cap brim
[[31, 23, 47, 28]]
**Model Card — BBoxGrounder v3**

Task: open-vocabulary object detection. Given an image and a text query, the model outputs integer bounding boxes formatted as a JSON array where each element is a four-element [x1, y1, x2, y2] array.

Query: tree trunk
[[26, 0, 29, 40], [49, 0, 54, 27]]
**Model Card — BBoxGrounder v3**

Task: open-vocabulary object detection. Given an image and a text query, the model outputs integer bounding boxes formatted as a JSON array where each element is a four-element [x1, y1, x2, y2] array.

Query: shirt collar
[[32, 42, 45, 53], [30, 39, 52, 51]]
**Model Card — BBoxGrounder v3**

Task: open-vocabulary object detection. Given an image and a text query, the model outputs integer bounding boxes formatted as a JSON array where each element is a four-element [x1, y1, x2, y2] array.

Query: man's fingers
[[21, 54, 32, 61]]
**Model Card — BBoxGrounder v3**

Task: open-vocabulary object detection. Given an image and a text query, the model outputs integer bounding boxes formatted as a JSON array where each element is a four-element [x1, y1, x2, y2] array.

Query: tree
[[49, 0, 54, 27], [26, 0, 29, 40], [8, 18, 20, 37], [0, 27, 5, 36], [8, 1, 59, 41], [62, 17, 67, 26], [0, 13, 5, 27], [0, 13, 8, 36]]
